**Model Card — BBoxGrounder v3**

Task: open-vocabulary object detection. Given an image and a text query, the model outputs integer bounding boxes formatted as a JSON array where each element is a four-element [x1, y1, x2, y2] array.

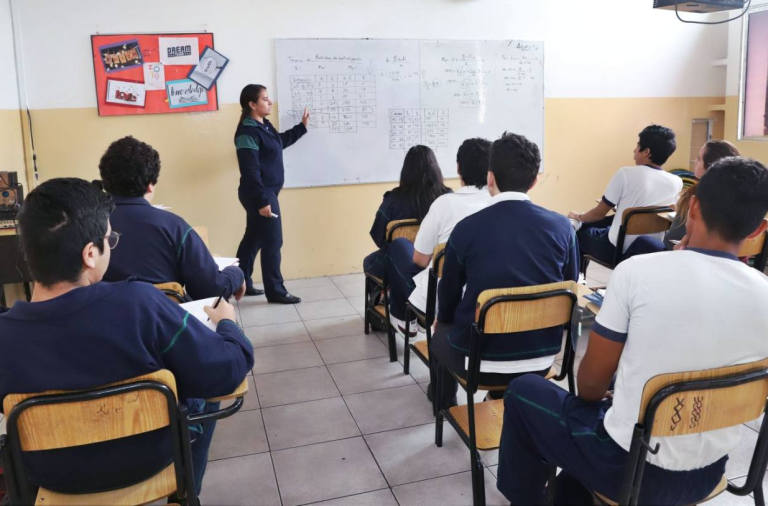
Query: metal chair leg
[[756, 483, 765, 506], [363, 278, 370, 335], [434, 366, 444, 447], [471, 450, 486, 506], [545, 465, 557, 505], [403, 306, 412, 375]]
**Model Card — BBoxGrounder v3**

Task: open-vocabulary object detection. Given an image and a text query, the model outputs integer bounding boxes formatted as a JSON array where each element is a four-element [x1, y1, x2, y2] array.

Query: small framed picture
[[105, 79, 146, 107], [188, 46, 229, 90], [166, 79, 208, 108], [99, 39, 143, 73]]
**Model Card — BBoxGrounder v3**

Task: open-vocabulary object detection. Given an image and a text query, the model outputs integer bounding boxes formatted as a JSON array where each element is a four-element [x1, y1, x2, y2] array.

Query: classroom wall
[[724, 0, 768, 162], [6, 0, 728, 280]]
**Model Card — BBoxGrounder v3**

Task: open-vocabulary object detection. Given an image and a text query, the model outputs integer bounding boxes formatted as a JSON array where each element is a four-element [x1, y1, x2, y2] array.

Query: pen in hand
[[207, 287, 229, 321]]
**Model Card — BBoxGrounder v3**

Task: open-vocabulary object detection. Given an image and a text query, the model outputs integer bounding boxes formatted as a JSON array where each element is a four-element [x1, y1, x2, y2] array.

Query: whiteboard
[[275, 39, 544, 188]]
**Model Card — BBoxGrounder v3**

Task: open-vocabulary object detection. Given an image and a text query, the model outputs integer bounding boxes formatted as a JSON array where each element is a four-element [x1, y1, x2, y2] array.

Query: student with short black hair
[[387, 138, 492, 335], [569, 125, 682, 266], [0, 178, 254, 495], [429, 132, 578, 407], [100, 136, 246, 301], [497, 157, 768, 505]]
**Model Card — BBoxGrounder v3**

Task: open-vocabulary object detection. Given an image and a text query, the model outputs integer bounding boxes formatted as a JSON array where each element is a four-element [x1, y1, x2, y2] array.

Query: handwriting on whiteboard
[[288, 74, 377, 133], [389, 109, 449, 150]]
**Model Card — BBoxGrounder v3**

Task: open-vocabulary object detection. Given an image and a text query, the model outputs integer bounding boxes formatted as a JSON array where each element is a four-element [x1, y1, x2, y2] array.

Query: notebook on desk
[[180, 297, 218, 331]]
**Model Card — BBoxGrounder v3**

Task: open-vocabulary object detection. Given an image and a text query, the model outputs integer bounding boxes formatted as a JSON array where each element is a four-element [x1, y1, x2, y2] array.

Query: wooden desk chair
[[402, 243, 446, 384], [363, 219, 420, 362], [582, 206, 674, 274], [154, 282, 186, 304], [434, 281, 579, 506], [0, 370, 248, 506], [572, 357, 768, 506], [739, 230, 768, 272]]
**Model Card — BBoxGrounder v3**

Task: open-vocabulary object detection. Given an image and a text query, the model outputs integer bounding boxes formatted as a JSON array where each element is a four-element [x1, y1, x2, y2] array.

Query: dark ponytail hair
[[239, 84, 267, 122], [677, 139, 741, 222], [397, 145, 451, 220]]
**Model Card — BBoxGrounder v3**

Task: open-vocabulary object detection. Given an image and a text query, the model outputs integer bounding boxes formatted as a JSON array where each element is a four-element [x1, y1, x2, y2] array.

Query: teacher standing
[[234, 84, 309, 303]]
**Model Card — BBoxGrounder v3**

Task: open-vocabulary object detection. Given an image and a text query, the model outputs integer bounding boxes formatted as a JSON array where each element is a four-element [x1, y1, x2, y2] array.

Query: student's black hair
[[456, 138, 492, 189], [98, 136, 160, 198], [398, 145, 451, 220], [18, 178, 114, 287], [488, 132, 541, 193], [637, 125, 677, 166], [696, 157, 768, 243], [239, 84, 267, 122]]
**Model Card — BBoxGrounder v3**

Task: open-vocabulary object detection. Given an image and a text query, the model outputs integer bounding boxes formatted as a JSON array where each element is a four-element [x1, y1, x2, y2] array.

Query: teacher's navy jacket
[[0, 279, 254, 492], [104, 196, 244, 300], [234, 117, 307, 209]]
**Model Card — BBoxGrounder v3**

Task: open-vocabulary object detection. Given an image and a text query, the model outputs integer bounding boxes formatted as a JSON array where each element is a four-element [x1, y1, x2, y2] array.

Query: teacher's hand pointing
[[302, 107, 310, 127]]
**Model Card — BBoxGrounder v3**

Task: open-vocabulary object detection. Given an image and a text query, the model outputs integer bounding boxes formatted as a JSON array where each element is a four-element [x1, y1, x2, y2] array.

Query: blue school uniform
[[104, 196, 244, 300], [437, 194, 579, 360], [234, 117, 307, 297], [0, 280, 254, 493]]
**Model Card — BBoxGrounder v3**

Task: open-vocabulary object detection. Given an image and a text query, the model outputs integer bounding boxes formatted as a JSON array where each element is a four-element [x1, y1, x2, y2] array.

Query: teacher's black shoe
[[245, 287, 265, 296], [268, 293, 302, 304]]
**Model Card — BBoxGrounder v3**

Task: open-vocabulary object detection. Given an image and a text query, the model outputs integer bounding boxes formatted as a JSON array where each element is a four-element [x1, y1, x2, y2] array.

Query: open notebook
[[179, 297, 218, 331]]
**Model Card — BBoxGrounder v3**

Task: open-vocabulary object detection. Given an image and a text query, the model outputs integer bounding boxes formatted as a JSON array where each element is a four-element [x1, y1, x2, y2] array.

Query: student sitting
[[363, 145, 451, 281], [497, 157, 768, 505], [0, 178, 254, 495], [100, 136, 246, 301], [568, 125, 682, 266], [387, 138, 492, 336], [429, 133, 579, 408]]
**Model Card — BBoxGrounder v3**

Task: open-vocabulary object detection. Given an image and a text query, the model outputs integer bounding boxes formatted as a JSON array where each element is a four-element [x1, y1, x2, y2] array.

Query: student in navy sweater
[[430, 132, 579, 408], [100, 136, 246, 301], [234, 84, 309, 303], [0, 178, 254, 495]]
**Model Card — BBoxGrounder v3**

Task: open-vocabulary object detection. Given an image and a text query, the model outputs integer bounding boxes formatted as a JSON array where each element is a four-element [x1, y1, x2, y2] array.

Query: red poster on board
[[91, 33, 219, 117]]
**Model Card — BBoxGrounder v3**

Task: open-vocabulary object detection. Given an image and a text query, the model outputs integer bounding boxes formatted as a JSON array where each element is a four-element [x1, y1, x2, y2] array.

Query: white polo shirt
[[595, 249, 768, 471], [408, 185, 491, 312], [603, 165, 682, 252]]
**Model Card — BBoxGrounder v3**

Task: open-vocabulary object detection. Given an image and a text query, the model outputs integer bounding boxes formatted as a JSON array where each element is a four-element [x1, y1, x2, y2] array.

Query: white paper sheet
[[213, 257, 239, 271], [180, 297, 217, 331]]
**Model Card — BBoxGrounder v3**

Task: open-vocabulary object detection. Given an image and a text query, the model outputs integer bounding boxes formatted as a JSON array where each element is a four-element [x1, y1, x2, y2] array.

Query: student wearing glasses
[[0, 178, 254, 496]]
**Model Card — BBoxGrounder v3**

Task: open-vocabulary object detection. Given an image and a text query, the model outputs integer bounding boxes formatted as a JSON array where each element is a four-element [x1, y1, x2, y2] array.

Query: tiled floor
[[0, 265, 765, 505]]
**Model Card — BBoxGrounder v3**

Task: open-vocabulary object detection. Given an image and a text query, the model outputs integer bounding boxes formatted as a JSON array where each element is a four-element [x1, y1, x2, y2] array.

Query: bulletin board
[[90, 33, 219, 117]]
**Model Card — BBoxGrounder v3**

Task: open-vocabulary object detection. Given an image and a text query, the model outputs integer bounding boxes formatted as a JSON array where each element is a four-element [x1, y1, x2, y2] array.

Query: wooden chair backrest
[[475, 281, 577, 334], [2, 369, 178, 452], [386, 219, 420, 243], [622, 207, 674, 235], [640, 358, 768, 438], [433, 242, 447, 279], [153, 282, 185, 304], [739, 231, 767, 258], [192, 226, 209, 249]]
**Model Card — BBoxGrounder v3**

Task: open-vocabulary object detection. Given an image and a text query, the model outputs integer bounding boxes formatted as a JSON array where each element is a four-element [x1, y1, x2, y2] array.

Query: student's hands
[[674, 235, 689, 251], [259, 204, 272, 218], [204, 300, 237, 325], [234, 281, 246, 301], [302, 107, 310, 127], [567, 211, 582, 221]]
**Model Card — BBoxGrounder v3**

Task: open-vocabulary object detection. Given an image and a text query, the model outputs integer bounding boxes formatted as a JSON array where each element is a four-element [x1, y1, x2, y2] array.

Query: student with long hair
[[234, 84, 309, 304], [363, 145, 451, 288]]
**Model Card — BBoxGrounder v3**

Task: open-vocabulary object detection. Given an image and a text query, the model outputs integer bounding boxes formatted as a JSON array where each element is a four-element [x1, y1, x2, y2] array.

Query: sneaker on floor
[[390, 314, 417, 338]]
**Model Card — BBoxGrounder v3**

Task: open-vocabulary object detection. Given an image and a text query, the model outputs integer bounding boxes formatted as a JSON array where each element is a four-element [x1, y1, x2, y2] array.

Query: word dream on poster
[[99, 39, 143, 73], [166, 79, 208, 108], [106, 79, 146, 107], [159, 37, 200, 66]]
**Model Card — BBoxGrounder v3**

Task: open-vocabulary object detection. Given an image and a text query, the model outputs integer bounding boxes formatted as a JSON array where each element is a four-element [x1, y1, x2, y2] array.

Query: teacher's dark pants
[[236, 191, 288, 299]]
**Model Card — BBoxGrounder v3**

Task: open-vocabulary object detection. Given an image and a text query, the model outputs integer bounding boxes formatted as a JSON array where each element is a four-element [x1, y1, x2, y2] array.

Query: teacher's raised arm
[[233, 84, 308, 304]]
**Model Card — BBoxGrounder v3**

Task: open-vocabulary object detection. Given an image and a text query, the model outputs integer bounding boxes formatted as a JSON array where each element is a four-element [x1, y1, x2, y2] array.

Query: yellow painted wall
[[24, 96, 721, 281], [0, 108, 27, 304]]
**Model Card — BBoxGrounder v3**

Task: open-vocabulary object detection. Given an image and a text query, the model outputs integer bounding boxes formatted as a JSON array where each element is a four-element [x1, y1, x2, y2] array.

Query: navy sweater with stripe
[[234, 117, 307, 208], [103, 196, 244, 300], [0, 280, 254, 492], [437, 199, 579, 360]]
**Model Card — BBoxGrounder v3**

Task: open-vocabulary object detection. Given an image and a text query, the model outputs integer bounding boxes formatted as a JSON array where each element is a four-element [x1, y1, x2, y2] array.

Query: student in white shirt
[[387, 138, 492, 336], [568, 125, 683, 268], [497, 156, 768, 505]]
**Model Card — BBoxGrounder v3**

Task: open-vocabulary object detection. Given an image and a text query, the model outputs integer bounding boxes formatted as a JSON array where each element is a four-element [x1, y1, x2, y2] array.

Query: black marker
[[207, 287, 228, 321]]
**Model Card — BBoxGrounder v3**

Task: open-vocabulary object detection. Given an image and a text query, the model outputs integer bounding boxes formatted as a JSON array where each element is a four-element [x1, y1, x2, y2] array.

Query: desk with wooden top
[[0, 226, 33, 306], [575, 283, 601, 316]]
